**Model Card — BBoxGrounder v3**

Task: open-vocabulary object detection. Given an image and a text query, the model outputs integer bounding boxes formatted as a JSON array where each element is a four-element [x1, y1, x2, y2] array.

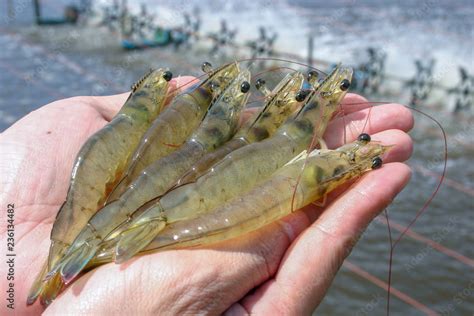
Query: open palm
[[0, 81, 413, 315]]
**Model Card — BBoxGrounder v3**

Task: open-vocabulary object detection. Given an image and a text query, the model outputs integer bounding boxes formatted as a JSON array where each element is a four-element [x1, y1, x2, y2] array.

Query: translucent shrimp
[[106, 62, 240, 201], [54, 69, 252, 284], [114, 65, 353, 262], [54, 70, 303, 283], [27, 68, 173, 306], [143, 135, 390, 251], [175, 70, 305, 186], [83, 135, 388, 262]]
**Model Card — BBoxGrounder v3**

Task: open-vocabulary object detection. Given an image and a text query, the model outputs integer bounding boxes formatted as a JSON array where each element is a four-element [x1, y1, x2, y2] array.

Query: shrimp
[[52, 69, 304, 283], [175, 70, 305, 186], [106, 62, 240, 201], [27, 68, 173, 306], [142, 135, 389, 251], [54, 68, 252, 284], [82, 134, 388, 263], [113, 65, 353, 262]]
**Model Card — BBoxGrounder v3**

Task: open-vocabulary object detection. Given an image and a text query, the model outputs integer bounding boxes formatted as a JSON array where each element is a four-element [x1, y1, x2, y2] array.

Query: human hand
[[0, 76, 191, 315], [0, 83, 413, 315]]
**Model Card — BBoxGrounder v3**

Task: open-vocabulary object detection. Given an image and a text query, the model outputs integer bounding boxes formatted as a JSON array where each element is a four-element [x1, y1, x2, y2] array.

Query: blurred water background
[[0, 0, 473, 315]]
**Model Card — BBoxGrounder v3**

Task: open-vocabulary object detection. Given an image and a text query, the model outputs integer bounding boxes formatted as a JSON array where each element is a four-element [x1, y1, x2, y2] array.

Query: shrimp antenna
[[381, 105, 447, 315], [394, 105, 447, 245], [171, 57, 329, 95], [337, 101, 448, 315], [384, 208, 394, 316], [236, 56, 330, 76], [336, 99, 389, 141]]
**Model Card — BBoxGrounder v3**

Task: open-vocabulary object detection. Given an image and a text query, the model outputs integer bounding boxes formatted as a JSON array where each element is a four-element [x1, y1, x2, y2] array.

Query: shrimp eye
[[295, 90, 308, 102], [255, 78, 265, 90], [307, 70, 319, 82], [358, 133, 371, 142], [240, 81, 251, 93], [163, 71, 173, 82], [371, 157, 383, 169], [210, 81, 220, 92], [340, 79, 351, 91], [201, 61, 212, 73]]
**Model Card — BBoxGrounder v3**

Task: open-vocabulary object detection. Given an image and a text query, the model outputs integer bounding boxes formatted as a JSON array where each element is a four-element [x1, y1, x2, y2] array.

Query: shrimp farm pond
[[0, 1, 473, 315]]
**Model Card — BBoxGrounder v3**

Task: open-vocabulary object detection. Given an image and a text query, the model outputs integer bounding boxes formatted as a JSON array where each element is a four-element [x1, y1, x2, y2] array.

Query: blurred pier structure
[[1, 1, 472, 112], [448, 67, 473, 113], [406, 59, 436, 107], [103, 1, 470, 112]]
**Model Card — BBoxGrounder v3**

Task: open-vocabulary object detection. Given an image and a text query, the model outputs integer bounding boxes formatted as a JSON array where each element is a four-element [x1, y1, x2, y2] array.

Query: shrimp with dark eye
[[175, 70, 305, 186], [87, 136, 389, 264], [28, 68, 172, 306], [113, 65, 354, 262], [143, 137, 390, 252], [53, 68, 252, 284], [107, 62, 241, 201]]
